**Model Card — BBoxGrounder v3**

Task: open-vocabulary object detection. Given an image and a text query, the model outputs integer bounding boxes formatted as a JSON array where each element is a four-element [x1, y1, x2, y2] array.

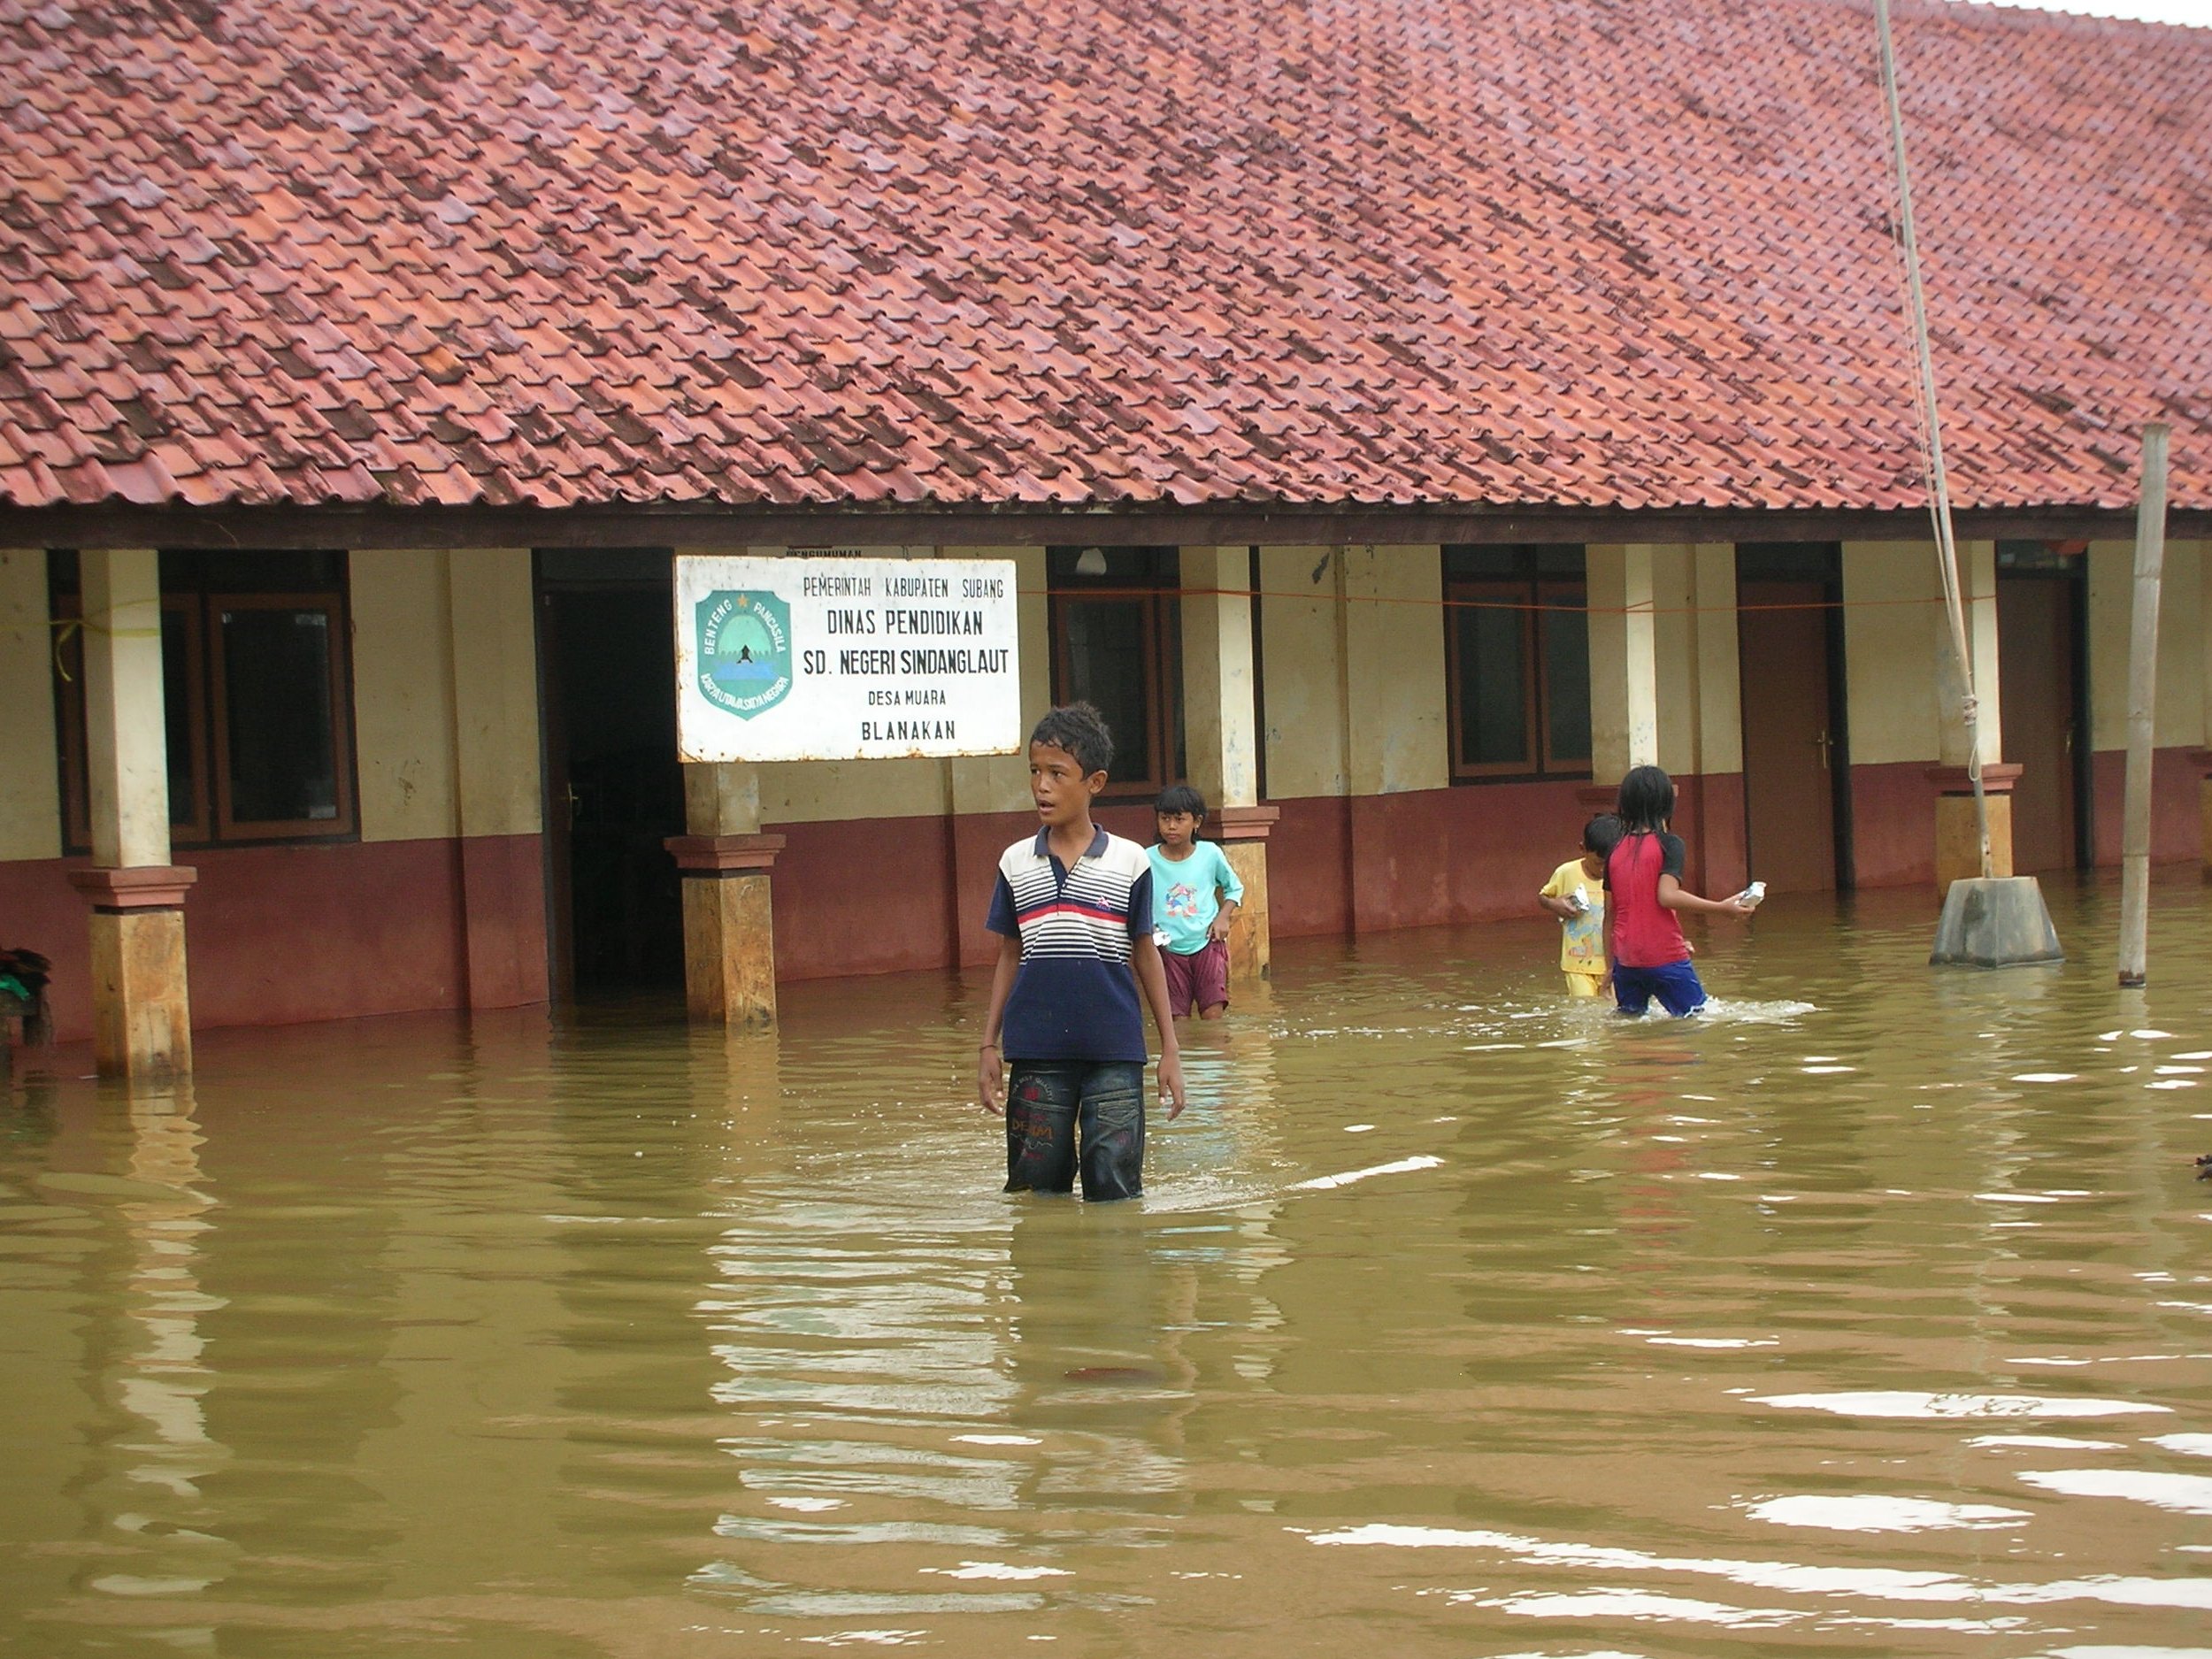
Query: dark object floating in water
[[2196, 1155, 2212, 1182], [0, 945, 52, 1047], [1063, 1365, 1162, 1384]]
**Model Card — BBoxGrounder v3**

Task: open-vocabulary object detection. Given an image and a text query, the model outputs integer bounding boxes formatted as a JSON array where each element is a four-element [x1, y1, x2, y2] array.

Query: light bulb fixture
[[1074, 547, 1109, 576]]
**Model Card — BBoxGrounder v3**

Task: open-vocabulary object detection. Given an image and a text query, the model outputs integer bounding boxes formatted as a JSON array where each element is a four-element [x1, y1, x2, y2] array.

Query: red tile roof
[[0, 0, 2207, 516]]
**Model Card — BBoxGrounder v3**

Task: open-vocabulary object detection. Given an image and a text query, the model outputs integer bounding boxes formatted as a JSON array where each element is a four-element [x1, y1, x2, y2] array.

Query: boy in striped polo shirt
[[978, 703, 1186, 1200]]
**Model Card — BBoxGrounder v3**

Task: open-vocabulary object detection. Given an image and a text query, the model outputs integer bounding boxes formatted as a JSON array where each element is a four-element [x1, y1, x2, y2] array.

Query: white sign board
[[674, 555, 1022, 763]]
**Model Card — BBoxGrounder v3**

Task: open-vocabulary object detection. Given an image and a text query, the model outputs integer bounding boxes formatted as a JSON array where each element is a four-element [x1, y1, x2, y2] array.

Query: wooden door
[[1738, 580, 1839, 891], [537, 587, 577, 1002], [541, 587, 687, 991], [1999, 576, 2080, 873]]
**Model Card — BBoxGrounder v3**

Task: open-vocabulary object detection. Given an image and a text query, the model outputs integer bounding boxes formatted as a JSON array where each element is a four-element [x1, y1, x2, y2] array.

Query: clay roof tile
[[2, 0, 2208, 513]]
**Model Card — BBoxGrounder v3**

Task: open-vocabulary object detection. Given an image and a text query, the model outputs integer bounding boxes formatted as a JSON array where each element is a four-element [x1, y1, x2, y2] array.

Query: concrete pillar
[[67, 549, 195, 1081], [1932, 539, 2016, 889], [1587, 544, 1660, 781], [1179, 546, 1276, 980], [667, 761, 783, 1027]]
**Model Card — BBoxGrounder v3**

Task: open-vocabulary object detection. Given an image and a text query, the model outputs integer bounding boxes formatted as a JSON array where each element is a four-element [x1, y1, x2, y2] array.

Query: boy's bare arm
[[1538, 892, 1578, 918], [1132, 934, 1186, 1119], [977, 934, 1021, 1113], [1207, 894, 1240, 942]]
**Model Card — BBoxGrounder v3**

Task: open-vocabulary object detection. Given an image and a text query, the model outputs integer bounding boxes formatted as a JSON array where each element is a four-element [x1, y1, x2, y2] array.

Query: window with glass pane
[[48, 551, 356, 848], [1444, 546, 1590, 781], [1455, 598, 1532, 769], [1061, 597, 1155, 786], [1540, 595, 1592, 766], [218, 603, 341, 826]]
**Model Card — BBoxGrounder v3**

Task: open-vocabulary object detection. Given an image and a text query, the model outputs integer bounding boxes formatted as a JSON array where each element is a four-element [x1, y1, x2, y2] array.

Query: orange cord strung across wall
[[1012, 581, 1955, 618]]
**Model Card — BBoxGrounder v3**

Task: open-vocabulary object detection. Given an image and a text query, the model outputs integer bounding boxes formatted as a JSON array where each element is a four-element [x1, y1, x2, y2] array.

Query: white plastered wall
[[2085, 537, 2204, 752], [350, 549, 541, 842], [1341, 545, 1448, 795], [1256, 546, 1350, 799], [351, 549, 460, 842], [1841, 540, 1949, 766]]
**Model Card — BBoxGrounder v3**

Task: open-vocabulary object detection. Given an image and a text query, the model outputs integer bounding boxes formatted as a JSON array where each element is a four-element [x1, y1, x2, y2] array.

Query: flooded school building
[[1, 0, 2208, 1076]]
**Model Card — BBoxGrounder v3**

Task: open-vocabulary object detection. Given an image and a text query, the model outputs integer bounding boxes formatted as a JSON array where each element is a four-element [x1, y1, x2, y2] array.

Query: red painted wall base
[[1847, 747, 2204, 889], [0, 833, 547, 1043], [8, 751, 2200, 1037], [1259, 772, 1750, 939], [2089, 747, 2200, 866]]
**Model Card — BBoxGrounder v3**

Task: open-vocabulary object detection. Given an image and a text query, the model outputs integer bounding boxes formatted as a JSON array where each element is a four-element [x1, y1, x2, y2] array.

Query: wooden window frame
[[208, 592, 357, 841], [50, 556, 357, 851], [1443, 549, 1592, 785], [1046, 549, 1183, 802]]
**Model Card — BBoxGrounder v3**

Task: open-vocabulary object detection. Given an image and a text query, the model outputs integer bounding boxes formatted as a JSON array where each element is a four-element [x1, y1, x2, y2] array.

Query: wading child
[[1603, 765, 1753, 1018], [1538, 814, 1622, 998], [978, 703, 1187, 1201], [1148, 784, 1245, 1020]]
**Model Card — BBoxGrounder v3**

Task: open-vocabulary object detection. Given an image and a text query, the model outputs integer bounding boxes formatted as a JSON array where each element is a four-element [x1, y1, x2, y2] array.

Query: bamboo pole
[[2117, 422, 2171, 988], [1873, 0, 1990, 880]]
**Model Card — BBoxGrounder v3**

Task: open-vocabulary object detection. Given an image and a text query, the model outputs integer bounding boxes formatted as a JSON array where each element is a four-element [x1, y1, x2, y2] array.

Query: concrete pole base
[[679, 872, 778, 1027], [88, 908, 194, 1081], [665, 833, 785, 1028], [1213, 806, 1279, 985], [1929, 876, 2062, 969]]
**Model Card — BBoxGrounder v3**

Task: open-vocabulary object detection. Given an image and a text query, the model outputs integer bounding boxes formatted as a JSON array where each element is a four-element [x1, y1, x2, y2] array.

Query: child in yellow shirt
[[1537, 815, 1624, 997]]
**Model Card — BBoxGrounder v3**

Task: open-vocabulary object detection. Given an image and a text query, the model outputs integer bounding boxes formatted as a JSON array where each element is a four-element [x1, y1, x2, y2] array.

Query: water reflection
[[84, 1080, 230, 1636], [4, 873, 2212, 1655]]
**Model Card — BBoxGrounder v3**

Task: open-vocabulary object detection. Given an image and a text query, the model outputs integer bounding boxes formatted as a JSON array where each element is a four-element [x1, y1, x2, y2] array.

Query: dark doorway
[[1737, 546, 1852, 892], [1997, 543, 2090, 873], [537, 550, 684, 996]]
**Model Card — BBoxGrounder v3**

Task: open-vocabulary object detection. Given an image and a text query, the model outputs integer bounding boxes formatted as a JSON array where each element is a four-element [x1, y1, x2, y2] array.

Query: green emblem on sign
[[696, 590, 795, 718]]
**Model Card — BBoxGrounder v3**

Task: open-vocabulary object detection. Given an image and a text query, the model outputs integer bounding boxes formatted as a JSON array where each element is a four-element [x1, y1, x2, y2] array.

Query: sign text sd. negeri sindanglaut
[[803, 571, 1010, 737]]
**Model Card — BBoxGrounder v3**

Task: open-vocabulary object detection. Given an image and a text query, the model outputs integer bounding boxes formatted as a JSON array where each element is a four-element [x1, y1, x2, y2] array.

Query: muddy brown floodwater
[[4, 875, 2212, 1657]]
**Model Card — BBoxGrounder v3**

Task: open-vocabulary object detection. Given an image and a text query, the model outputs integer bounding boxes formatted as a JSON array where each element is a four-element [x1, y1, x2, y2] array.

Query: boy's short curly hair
[[1155, 784, 1207, 818], [1029, 703, 1113, 777], [1582, 813, 1624, 859]]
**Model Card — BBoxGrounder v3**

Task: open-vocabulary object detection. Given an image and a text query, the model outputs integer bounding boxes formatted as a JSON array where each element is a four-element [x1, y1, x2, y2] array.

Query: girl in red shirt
[[1602, 766, 1755, 1016]]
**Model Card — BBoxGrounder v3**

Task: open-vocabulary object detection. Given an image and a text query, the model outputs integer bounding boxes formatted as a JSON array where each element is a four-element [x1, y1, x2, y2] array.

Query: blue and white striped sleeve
[[985, 872, 1018, 938], [1125, 868, 1154, 939]]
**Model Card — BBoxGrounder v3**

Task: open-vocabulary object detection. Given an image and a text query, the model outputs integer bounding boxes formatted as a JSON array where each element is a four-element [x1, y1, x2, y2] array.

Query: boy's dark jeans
[[1004, 1060, 1147, 1201]]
